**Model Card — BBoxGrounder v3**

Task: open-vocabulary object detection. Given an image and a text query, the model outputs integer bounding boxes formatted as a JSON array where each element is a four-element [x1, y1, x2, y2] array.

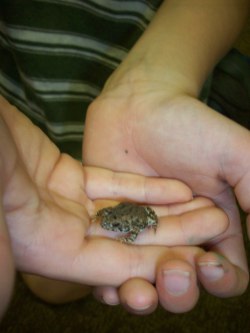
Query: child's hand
[[0, 96, 230, 316], [83, 75, 249, 311]]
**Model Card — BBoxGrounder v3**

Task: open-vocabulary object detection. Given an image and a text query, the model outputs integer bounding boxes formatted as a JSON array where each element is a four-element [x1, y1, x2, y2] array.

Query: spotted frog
[[96, 202, 158, 244]]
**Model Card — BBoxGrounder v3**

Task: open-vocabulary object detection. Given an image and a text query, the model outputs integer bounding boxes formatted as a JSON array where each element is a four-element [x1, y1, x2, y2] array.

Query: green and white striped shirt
[[0, 0, 163, 158]]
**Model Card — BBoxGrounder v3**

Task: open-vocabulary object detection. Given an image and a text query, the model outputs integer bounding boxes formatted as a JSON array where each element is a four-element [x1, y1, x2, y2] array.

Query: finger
[[119, 278, 158, 315], [220, 121, 250, 237], [197, 250, 249, 297], [156, 258, 200, 313], [93, 196, 214, 217], [93, 286, 120, 306], [92, 248, 201, 315], [201, 191, 249, 297], [30, 235, 203, 289], [159, 196, 214, 215], [84, 166, 193, 204], [148, 206, 229, 246], [89, 205, 229, 246]]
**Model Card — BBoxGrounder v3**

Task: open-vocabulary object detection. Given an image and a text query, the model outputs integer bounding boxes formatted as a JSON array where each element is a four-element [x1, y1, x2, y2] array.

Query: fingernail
[[163, 269, 191, 296], [198, 261, 224, 281]]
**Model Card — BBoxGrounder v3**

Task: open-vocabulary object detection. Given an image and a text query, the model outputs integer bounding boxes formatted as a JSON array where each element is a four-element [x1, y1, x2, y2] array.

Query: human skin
[[83, 0, 250, 313], [0, 96, 230, 318]]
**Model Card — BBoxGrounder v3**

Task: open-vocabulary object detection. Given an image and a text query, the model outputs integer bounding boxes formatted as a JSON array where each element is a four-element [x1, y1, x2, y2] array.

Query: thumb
[[234, 166, 250, 238], [223, 121, 250, 237]]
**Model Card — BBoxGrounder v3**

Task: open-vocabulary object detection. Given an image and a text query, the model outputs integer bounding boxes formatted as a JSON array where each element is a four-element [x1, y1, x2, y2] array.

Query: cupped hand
[[83, 78, 250, 306], [0, 96, 229, 317]]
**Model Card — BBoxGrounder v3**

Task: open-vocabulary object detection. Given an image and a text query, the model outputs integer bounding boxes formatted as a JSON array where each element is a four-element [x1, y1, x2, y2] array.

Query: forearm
[[108, 0, 249, 96]]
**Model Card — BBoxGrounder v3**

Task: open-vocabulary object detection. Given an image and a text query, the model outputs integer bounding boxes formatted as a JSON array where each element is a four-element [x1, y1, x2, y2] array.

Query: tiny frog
[[96, 202, 158, 244]]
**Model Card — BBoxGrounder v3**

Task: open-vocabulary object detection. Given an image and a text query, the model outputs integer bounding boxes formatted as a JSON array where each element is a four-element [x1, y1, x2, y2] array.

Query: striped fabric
[[0, 0, 163, 159]]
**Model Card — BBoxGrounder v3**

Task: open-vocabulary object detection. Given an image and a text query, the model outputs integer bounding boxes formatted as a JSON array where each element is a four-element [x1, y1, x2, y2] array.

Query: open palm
[[0, 96, 194, 285], [84, 86, 250, 297], [1, 95, 229, 294]]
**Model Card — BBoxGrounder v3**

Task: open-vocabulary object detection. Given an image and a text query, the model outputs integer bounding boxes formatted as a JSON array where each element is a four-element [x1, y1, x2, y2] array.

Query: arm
[[105, 0, 249, 96]]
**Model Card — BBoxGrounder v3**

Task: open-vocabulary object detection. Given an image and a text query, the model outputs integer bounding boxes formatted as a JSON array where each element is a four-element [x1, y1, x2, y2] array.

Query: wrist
[[103, 58, 199, 100], [104, 0, 248, 99]]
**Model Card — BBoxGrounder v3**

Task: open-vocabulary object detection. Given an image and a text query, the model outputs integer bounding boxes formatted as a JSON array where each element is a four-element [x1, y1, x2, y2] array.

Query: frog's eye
[[103, 209, 113, 216]]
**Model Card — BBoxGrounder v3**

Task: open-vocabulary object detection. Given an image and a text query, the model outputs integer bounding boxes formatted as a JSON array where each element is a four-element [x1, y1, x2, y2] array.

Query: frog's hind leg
[[144, 207, 158, 234], [149, 224, 157, 234]]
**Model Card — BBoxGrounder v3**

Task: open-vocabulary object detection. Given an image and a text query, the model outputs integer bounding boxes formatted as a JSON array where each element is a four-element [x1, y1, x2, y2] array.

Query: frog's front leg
[[119, 226, 141, 244]]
